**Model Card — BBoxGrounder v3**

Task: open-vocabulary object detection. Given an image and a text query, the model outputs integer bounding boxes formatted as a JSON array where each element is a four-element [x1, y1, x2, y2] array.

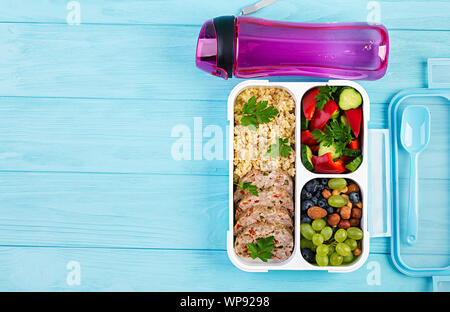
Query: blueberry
[[301, 215, 312, 224], [301, 248, 316, 264], [302, 200, 315, 212], [349, 192, 360, 203], [320, 178, 328, 185], [301, 188, 313, 200], [312, 182, 323, 193], [315, 190, 324, 199], [305, 179, 319, 193], [311, 196, 319, 205], [326, 206, 334, 215], [317, 198, 327, 208], [332, 226, 338, 234]]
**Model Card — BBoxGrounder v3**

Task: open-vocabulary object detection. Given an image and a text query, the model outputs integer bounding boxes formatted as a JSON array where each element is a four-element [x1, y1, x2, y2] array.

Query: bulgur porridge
[[233, 87, 296, 183]]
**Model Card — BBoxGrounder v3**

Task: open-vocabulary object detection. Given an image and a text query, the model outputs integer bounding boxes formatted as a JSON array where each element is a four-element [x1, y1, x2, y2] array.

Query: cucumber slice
[[343, 148, 361, 157], [339, 87, 362, 111], [301, 113, 309, 131], [318, 141, 342, 161], [301, 145, 314, 171], [345, 155, 362, 172]]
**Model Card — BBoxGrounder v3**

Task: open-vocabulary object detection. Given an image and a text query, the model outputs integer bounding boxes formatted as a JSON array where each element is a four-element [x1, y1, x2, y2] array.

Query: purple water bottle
[[196, 16, 389, 80]]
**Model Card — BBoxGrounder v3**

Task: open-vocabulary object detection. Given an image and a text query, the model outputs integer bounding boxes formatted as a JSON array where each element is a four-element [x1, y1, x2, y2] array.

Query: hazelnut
[[307, 206, 327, 219], [351, 207, 362, 219], [327, 213, 341, 227], [349, 218, 360, 227], [340, 206, 351, 220], [346, 183, 360, 194], [322, 189, 332, 199], [338, 219, 351, 229]]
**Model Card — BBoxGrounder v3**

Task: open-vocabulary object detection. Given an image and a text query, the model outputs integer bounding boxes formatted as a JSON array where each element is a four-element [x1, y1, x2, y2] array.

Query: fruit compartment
[[299, 178, 367, 269], [227, 80, 369, 272]]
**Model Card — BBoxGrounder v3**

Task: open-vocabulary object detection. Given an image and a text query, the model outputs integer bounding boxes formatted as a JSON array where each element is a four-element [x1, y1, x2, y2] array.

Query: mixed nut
[[300, 178, 363, 266]]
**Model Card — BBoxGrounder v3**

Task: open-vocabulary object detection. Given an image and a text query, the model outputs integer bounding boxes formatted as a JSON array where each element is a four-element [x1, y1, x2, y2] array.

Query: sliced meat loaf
[[233, 169, 293, 203], [236, 186, 294, 219], [234, 223, 294, 261], [233, 206, 293, 236]]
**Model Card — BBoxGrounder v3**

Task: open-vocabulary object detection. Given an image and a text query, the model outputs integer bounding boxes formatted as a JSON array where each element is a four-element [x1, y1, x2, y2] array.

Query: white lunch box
[[227, 80, 369, 273]]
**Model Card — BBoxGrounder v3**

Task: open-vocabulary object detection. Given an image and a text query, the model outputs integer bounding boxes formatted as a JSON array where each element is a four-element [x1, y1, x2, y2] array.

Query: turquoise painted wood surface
[[0, 0, 448, 291]]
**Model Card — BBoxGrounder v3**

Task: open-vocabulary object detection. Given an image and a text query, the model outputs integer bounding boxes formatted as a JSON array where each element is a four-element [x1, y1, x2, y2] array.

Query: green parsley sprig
[[311, 119, 353, 156], [240, 96, 279, 131], [315, 85, 338, 110], [266, 138, 292, 158], [234, 181, 259, 196], [248, 236, 275, 262]]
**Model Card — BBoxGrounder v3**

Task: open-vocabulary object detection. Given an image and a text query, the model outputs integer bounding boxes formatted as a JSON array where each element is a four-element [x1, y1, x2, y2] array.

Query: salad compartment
[[227, 80, 369, 272]]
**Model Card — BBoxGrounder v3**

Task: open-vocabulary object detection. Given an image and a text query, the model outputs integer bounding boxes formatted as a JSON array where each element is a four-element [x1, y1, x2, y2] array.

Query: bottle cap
[[195, 16, 235, 79]]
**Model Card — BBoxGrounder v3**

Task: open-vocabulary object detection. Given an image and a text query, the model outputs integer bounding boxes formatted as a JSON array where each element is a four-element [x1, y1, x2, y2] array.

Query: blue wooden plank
[[0, 247, 431, 291], [0, 0, 445, 293], [0, 97, 448, 176], [0, 24, 448, 103], [0, 0, 448, 30], [0, 170, 447, 255]]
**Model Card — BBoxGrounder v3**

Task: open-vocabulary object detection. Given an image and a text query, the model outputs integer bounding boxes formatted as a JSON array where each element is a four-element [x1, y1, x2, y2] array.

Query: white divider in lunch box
[[227, 79, 370, 273]]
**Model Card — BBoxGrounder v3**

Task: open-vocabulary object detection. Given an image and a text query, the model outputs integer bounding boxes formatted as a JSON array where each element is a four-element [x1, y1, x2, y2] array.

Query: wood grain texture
[[0, 0, 447, 291], [0, 170, 393, 253], [0, 247, 431, 291], [0, 0, 448, 30], [0, 96, 448, 176], [0, 24, 449, 103]]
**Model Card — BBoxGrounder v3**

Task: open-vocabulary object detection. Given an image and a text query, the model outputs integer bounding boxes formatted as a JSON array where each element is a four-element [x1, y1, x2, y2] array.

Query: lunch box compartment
[[299, 178, 365, 267], [227, 80, 369, 272]]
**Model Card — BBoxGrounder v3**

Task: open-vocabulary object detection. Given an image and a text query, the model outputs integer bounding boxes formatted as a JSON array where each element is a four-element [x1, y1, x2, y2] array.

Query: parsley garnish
[[240, 96, 279, 131], [248, 236, 275, 262], [315, 85, 338, 110], [311, 119, 353, 156], [234, 181, 259, 196], [266, 138, 292, 158]]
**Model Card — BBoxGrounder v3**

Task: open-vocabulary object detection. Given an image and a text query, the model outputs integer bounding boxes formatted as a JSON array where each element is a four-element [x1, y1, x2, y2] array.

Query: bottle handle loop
[[240, 0, 280, 16]]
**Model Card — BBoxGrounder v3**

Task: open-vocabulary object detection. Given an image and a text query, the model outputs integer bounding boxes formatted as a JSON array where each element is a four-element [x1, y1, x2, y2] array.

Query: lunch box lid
[[375, 58, 450, 290]]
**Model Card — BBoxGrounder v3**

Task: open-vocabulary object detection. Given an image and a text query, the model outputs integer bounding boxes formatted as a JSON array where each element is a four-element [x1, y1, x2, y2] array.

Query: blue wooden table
[[0, 0, 448, 291]]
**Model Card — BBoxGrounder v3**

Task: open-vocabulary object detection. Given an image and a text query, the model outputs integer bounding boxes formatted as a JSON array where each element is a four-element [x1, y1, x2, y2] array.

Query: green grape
[[312, 233, 324, 246], [334, 229, 348, 243], [328, 178, 347, 190], [330, 252, 343, 266], [336, 243, 352, 256], [316, 244, 329, 256], [320, 226, 333, 241], [343, 253, 354, 263], [327, 245, 335, 256], [312, 219, 326, 231], [300, 238, 314, 250], [300, 223, 314, 240], [347, 227, 364, 240], [316, 254, 329, 266], [328, 195, 348, 208], [344, 238, 357, 251]]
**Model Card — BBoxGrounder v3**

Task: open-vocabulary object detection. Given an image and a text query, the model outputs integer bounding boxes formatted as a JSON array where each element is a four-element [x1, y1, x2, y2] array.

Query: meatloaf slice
[[233, 206, 293, 236], [234, 223, 294, 261], [233, 169, 293, 203], [236, 186, 294, 219]]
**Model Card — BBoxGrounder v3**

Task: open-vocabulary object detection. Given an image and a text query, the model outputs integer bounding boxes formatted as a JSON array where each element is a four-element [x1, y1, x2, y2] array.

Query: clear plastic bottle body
[[234, 17, 389, 80]]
